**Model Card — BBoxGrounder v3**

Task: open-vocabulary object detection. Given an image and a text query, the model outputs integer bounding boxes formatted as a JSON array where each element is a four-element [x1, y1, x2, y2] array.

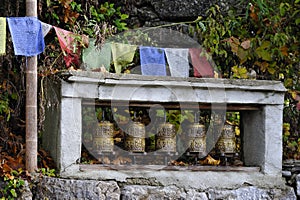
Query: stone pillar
[[43, 79, 83, 173], [58, 97, 82, 171], [242, 105, 283, 176]]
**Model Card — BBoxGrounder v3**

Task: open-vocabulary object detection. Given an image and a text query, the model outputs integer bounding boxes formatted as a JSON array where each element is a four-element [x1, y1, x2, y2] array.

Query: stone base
[[35, 177, 120, 200], [122, 185, 296, 200], [32, 177, 296, 200]]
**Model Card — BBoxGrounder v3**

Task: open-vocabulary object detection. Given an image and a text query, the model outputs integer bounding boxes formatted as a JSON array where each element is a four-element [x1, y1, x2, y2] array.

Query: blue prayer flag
[[139, 46, 166, 76], [7, 17, 45, 56]]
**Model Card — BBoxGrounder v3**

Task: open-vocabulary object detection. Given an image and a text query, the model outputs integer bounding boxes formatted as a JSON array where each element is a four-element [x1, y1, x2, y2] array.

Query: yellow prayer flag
[[111, 43, 137, 74], [0, 17, 6, 55]]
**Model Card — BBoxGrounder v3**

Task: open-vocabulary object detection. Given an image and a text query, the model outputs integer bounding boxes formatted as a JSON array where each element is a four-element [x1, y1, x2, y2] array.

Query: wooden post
[[26, 0, 38, 172]]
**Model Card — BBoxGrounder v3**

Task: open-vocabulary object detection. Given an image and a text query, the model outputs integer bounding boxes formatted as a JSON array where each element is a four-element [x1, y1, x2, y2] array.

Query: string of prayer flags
[[189, 48, 214, 78], [165, 48, 189, 78], [140, 46, 166, 76], [54, 26, 88, 67], [7, 17, 45, 56], [0, 17, 6, 55], [111, 43, 137, 74], [82, 38, 111, 71], [41, 21, 52, 37]]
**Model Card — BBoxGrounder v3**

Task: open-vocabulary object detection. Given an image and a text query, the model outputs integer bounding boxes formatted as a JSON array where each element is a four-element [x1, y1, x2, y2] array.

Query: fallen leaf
[[280, 46, 289, 56], [199, 155, 220, 166], [241, 40, 251, 50]]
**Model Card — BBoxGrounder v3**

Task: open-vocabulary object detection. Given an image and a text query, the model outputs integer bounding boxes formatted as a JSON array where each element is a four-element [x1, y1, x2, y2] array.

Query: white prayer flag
[[165, 48, 189, 77]]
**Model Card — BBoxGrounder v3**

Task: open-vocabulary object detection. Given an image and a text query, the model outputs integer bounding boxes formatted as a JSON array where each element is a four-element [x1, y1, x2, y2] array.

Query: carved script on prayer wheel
[[156, 122, 176, 152], [217, 124, 236, 154], [125, 122, 146, 152], [188, 123, 206, 153], [93, 121, 114, 153]]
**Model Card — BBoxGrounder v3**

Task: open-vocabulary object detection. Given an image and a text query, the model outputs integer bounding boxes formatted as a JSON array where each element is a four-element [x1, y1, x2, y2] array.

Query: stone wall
[[12, 176, 298, 200]]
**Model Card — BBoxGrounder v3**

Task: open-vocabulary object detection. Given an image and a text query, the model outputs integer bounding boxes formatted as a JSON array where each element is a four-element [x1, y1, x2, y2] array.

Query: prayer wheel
[[93, 121, 114, 153], [188, 123, 206, 154], [156, 122, 176, 152], [217, 124, 236, 154], [125, 122, 146, 152]]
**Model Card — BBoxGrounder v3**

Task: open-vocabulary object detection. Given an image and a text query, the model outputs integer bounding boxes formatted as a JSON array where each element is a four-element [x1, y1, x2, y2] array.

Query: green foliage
[[0, 95, 11, 121], [192, 0, 300, 160], [0, 169, 25, 199], [0, 80, 17, 122], [89, 2, 128, 31], [68, 1, 128, 38], [195, 1, 299, 84], [37, 168, 56, 177]]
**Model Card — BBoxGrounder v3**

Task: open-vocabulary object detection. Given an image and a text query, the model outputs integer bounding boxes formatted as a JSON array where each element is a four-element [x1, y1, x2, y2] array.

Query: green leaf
[[11, 92, 17, 100], [237, 47, 248, 63], [296, 18, 300, 26], [198, 22, 206, 32], [10, 189, 17, 198], [267, 66, 276, 74], [231, 66, 248, 79], [120, 14, 129, 20], [280, 3, 287, 16], [256, 49, 272, 61], [259, 41, 271, 49], [256, 41, 272, 61]]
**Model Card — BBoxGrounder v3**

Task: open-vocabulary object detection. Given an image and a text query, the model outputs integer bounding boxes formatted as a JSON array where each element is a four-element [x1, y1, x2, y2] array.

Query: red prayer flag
[[54, 26, 88, 67], [189, 48, 214, 78]]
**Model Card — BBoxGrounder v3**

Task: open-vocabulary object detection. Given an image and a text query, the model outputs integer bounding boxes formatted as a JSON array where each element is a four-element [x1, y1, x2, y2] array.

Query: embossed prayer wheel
[[93, 121, 114, 153], [156, 122, 176, 152], [125, 122, 146, 152], [217, 124, 236, 154], [188, 123, 206, 153]]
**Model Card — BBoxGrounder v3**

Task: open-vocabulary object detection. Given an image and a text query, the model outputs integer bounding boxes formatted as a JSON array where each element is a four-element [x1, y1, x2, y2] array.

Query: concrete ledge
[[60, 165, 286, 190]]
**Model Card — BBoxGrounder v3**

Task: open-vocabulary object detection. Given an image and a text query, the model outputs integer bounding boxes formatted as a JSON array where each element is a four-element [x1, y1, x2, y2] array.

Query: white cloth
[[165, 48, 189, 77]]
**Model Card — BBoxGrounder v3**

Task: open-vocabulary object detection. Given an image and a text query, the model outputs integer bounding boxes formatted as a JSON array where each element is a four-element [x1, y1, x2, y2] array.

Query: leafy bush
[[193, 0, 300, 159]]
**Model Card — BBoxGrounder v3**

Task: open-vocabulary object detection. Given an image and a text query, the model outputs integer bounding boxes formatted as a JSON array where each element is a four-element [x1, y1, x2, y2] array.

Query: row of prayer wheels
[[93, 121, 236, 155]]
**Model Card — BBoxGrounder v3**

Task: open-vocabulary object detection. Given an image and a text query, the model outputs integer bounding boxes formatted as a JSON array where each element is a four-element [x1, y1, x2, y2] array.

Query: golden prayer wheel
[[125, 122, 146, 152], [93, 121, 114, 153], [217, 124, 236, 154], [156, 122, 176, 152], [188, 123, 206, 153]]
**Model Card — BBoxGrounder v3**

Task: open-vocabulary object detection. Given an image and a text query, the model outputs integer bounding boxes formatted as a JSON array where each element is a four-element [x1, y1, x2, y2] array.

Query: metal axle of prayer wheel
[[188, 123, 206, 155], [125, 121, 146, 153], [156, 122, 176, 152], [216, 124, 236, 154], [93, 121, 115, 154]]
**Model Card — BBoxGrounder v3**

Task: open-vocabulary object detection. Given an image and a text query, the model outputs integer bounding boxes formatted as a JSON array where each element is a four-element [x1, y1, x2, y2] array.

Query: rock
[[35, 176, 120, 200], [207, 186, 296, 200], [121, 185, 208, 200], [186, 189, 209, 200], [18, 181, 33, 200], [282, 170, 292, 178], [137, 7, 158, 21], [296, 174, 300, 197], [292, 166, 300, 173]]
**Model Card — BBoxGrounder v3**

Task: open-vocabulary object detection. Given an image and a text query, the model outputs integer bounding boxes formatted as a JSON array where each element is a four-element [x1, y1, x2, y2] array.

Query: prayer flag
[[140, 46, 166, 76], [111, 43, 137, 74], [41, 21, 52, 37], [165, 48, 189, 77], [7, 17, 45, 56], [82, 38, 111, 71], [0, 17, 6, 55], [189, 48, 214, 78], [54, 26, 88, 67]]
